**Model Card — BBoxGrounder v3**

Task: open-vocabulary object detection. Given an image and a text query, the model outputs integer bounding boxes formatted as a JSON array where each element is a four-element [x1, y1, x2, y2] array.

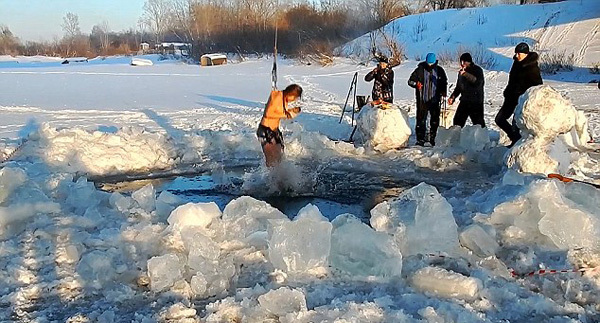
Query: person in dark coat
[[365, 55, 394, 103], [448, 52, 485, 127], [408, 52, 448, 146], [495, 42, 543, 147]]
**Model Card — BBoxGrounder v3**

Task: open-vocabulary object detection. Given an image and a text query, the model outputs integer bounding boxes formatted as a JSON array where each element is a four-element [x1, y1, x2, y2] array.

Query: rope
[[271, 3, 279, 90], [509, 268, 597, 278], [0, 139, 27, 166]]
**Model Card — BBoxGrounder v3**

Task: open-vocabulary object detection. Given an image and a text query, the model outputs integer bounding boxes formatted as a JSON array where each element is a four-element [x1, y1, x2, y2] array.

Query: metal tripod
[[339, 72, 358, 125]]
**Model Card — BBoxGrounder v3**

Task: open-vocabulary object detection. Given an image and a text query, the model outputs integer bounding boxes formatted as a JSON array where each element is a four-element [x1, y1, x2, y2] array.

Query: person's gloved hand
[[416, 82, 423, 91]]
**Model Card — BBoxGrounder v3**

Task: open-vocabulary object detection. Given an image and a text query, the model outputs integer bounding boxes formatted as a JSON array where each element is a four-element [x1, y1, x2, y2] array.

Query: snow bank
[[370, 182, 460, 256], [338, 0, 600, 68], [354, 104, 411, 152], [506, 86, 578, 175], [22, 125, 178, 175], [411, 267, 482, 300]]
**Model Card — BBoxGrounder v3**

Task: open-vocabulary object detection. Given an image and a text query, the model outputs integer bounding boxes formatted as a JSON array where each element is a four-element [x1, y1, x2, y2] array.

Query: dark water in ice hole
[[96, 165, 418, 222]]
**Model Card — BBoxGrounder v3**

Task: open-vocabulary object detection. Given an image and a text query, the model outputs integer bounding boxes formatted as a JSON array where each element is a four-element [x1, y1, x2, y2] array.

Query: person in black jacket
[[365, 55, 394, 103], [495, 42, 543, 147], [448, 52, 485, 127], [408, 53, 448, 146]]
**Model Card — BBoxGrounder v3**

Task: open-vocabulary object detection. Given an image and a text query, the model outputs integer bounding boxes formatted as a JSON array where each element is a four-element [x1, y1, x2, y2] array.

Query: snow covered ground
[[1, 1, 600, 322]]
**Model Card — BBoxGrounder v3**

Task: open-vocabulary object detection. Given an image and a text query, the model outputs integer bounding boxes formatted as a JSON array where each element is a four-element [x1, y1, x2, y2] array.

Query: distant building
[[156, 42, 192, 57], [140, 42, 150, 53], [200, 54, 227, 66]]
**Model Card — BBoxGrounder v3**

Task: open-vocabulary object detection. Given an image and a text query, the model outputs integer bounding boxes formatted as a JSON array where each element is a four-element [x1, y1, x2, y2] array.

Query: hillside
[[339, 0, 600, 71]]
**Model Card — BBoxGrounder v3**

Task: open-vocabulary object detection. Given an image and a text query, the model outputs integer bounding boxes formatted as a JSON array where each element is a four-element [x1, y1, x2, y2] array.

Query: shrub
[[538, 50, 575, 74]]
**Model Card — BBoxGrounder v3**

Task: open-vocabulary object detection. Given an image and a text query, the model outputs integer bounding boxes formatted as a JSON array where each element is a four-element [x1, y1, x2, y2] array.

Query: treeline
[[1, 0, 498, 59]]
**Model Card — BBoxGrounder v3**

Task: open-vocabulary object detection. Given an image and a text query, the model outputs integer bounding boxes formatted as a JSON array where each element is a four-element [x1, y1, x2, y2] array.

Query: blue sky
[[0, 0, 146, 42]]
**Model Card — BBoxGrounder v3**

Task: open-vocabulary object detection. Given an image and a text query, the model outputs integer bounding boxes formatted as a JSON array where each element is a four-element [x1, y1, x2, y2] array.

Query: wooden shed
[[201, 54, 227, 66]]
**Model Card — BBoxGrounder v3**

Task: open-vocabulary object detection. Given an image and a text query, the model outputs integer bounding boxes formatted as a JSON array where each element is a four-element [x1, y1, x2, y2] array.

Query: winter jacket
[[365, 66, 394, 103], [450, 63, 485, 104], [408, 61, 448, 105], [504, 52, 543, 99]]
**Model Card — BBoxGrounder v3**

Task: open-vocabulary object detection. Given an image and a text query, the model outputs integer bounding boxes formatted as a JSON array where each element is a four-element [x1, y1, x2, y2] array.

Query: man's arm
[[407, 68, 419, 88], [364, 69, 377, 82]]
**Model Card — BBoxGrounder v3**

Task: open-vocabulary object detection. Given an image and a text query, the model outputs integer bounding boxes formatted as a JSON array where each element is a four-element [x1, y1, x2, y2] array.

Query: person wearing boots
[[408, 52, 448, 146], [495, 42, 542, 147], [448, 52, 486, 127], [365, 55, 394, 104]]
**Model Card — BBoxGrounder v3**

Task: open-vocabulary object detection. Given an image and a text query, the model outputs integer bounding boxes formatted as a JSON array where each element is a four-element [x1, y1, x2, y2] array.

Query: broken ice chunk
[[182, 228, 221, 271], [132, 184, 156, 212], [220, 196, 288, 241], [190, 274, 208, 297], [268, 205, 332, 273], [167, 202, 221, 230], [258, 287, 307, 316], [147, 253, 183, 292], [459, 224, 499, 258], [296, 203, 328, 222], [109, 192, 135, 213], [77, 250, 118, 289], [330, 214, 402, 277], [0, 167, 27, 205], [411, 267, 481, 300], [156, 190, 183, 220], [375, 183, 460, 256]]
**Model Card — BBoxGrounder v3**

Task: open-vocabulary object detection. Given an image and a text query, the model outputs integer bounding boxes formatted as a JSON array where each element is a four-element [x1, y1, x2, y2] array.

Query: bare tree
[[0, 25, 21, 55], [91, 21, 111, 52], [424, 0, 487, 10], [142, 0, 173, 43], [62, 12, 81, 38], [359, 0, 409, 27]]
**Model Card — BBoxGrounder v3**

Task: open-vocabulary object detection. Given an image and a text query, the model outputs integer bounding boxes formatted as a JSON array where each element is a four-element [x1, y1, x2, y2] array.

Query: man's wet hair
[[283, 84, 303, 98]]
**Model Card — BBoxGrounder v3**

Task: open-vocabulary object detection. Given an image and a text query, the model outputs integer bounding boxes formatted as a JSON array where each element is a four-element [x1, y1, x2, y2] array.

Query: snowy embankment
[[338, 0, 600, 72]]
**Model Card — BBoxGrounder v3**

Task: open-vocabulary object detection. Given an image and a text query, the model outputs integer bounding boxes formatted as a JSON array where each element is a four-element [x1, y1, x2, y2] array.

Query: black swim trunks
[[256, 124, 284, 148]]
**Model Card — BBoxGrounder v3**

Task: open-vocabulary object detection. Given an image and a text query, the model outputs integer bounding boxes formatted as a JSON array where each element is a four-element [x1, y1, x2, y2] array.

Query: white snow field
[[1, 1, 600, 322]]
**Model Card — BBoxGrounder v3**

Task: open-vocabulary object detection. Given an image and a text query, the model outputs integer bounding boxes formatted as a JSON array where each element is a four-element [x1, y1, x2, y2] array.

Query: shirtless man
[[256, 84, 303, 167]]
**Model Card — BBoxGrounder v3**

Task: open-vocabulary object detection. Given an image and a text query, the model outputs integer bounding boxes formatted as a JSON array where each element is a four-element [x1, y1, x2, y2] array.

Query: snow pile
[[411, 267, 482, 300], [506, 86, 577, 175], [370, 182, 460, 256], [130, 57, 154, 66], [485, 179, 600, 250], [354, 104, 411, 152], [22, 124, 178, 175]]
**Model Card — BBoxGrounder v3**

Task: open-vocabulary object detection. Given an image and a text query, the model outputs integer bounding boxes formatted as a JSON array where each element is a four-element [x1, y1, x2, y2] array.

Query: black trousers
[[453, 100, 485, 127], [494, 95, 521, 142], [416, 100, 440, 142]]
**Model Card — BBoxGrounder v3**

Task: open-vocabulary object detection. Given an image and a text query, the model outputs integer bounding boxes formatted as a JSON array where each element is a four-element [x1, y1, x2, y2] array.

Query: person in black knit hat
[[448, 52, 486, 127], [365, 55, 395, 104], [495, 42, 542, 147]]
